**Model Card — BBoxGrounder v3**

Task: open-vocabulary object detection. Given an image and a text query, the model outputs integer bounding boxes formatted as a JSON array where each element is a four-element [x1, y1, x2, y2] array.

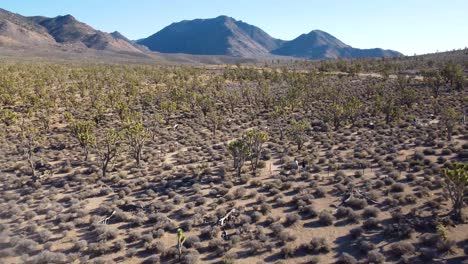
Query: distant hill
[[0, 8, 144, 54], [271, 30, 401, 59], [0, 8, 403, 63], [137, 16, 284, 57], [139, 17, 402, 59]]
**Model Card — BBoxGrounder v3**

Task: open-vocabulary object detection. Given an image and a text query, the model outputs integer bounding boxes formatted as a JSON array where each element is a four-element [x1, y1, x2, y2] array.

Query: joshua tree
[[374, 88, 401, 124], [177, 228, 186, 261], [160, 100, 177, 124], [70, 119, 95, 161], [197, 95, 215, 117], [442, 162, 468, 221], [96, 129, 122, 178], [441, 62, 465, 91], [19, 120, 43, 182], [271, 103, 288, 140], [207, 109, 223, 136], [244, 129, 268, 176], [344, 96, 365, 126], [441, 107, 461, 141], [288, 119, 310, 151], [228, 139, 250, 179], [423, 69, 444, 98], [123, 117, 149, 166]]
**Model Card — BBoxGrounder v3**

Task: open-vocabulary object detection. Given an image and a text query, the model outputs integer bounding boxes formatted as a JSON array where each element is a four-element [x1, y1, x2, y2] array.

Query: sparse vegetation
[[0, 56, 466, 264]]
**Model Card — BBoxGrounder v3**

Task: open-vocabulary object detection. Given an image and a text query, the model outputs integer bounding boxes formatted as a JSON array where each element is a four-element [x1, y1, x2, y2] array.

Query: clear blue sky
[[2, 0, 467, 55]]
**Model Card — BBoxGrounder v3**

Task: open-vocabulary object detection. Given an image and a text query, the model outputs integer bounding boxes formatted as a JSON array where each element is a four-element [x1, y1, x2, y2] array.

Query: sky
[[1, 0, 467, 55]]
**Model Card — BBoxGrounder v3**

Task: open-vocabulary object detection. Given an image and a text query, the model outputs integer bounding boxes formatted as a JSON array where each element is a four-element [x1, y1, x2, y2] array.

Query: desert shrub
[[362, 207, 380, 218], [74, 240, 88, 252], [37, 229, 53, 243], [95, 224, 118, 241], [88, 242, 111, 256], [336, 253, 358, 264], [247, 240, 265, 255], [29, 250, 67, 264], [128, 230, 142, 242], [14, 238, 38, 254], [350, 227, 364, 239], [389, 183, 405, 192], [265, 216, 280, 226], [270, 223, 285, 233], [147, 241, 164, 254], [303, 237, 330, 254], [367, 250, 385, 263], [114, 240, 125, 252], [374, 180, 385, 188], [284, 213, 300, 226], [181, 250, 200, 264], [200, 226, 221, 240], [126, 248, 138, 257], [280, 245, 296, 259], [319, 211, 334, 226], [259, 203, 272, 215], [183, 236, 200, 249], [389, 241, 415, 256], [278, 230, 297, 244], [406, 173, 416, 181], [358, 240, 375, 253], [181, 220, 194, 231], [363, 217, 380, 230], [346, 198, 367, 210], [346, 211, 361, 224], [335, 207, 351, 219], [314, 188, 326, 198], [441, 148, 452, 155], [238, 214, 252, 225], [244, 211, 259, 223]]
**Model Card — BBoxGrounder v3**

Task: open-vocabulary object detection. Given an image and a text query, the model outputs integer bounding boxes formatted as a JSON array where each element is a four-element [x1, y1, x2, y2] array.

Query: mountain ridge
[[137, 16, 402, 59], [0, 8, 403, 62], [0, 8, 145, 54]]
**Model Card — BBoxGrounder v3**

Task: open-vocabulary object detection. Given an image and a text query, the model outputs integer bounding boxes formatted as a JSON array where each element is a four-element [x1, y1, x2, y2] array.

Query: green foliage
[[441, 62, 465, 91], [442, 162, 468, 221], [123, 116, 149, 166], [288, 119, 310, 151], [70, 119, 95, 161], [160, 100, 177, 124], [197, 95, 215, 117], [441, 107, 461, 141], [228, 139, 250, 179], [374, 84, 402, 124], [344, 96, 365, 126], [0, 109, 18, 127], [245, 129, 268, 176], [96, 129, 123, 178], [19, 119, 44, 181]]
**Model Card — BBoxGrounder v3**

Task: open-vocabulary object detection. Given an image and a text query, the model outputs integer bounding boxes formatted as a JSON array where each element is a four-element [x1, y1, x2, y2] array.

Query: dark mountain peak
[[110, 31, 128, 40], [214, 15, 233, 21], [56, 14, 76, 23], [272, 29, 401, 59], [137, 16, 283, 57]]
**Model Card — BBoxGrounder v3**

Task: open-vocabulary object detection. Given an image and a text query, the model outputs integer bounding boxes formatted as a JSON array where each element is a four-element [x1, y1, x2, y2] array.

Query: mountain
[[271, 30, 401, 59], [139, 17, 401, 59], [137, 15, 284, 57], [0, 8, 402, 62], [0, 8, 144, 54]]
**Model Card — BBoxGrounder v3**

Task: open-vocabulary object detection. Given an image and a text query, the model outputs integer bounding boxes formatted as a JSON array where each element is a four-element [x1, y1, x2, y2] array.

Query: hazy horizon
[[2, 0, 467, 56]]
